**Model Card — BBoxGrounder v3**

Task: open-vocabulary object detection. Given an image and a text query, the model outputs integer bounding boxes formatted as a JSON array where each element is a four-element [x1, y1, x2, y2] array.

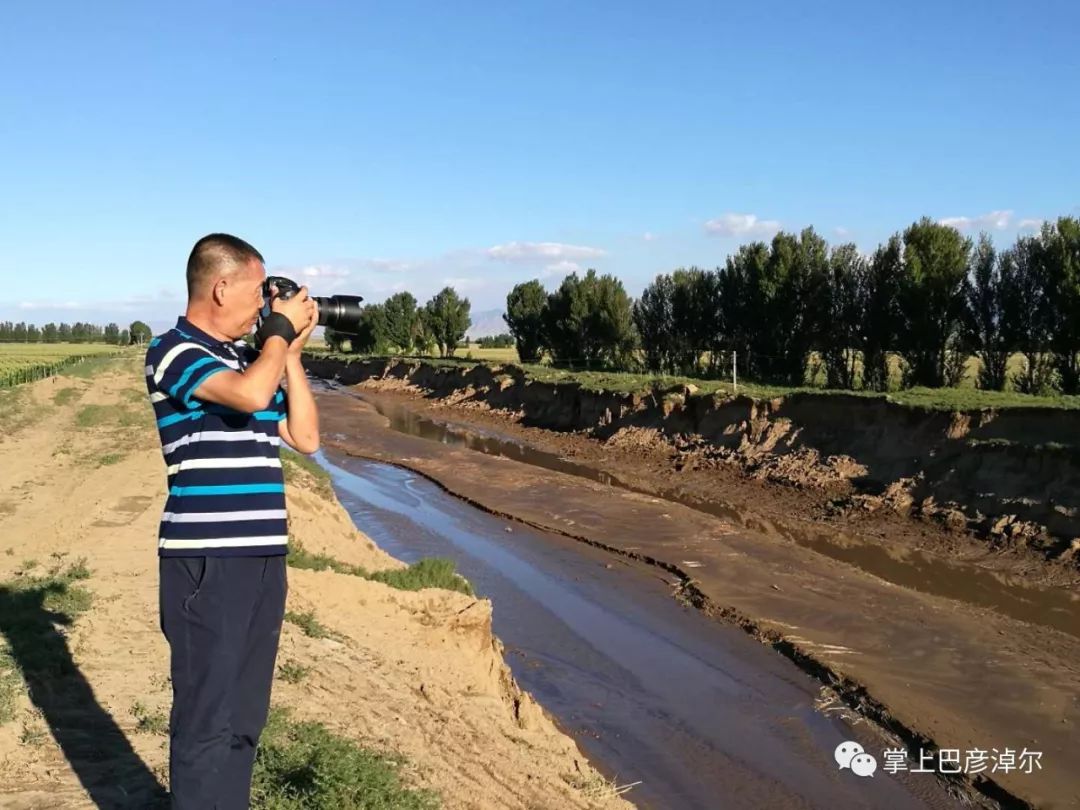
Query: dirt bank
[[304, 356, 1080, 585], [306, 361, 1080, 808], [0, 360, 631, 809]]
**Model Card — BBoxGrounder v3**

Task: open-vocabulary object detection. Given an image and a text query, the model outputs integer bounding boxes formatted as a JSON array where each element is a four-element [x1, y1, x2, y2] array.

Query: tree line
[[476, 334, 514, 349], [502, 216, 1080, 394], [325, 287, 472, 358], [0, 320, 153, 346]]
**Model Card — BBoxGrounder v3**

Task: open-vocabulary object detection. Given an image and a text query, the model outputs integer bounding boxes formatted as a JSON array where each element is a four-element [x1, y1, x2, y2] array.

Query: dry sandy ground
[[0, 359, 632, 810]]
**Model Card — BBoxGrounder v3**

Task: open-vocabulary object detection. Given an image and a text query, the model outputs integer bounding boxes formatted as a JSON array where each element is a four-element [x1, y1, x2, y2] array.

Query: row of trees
[[476, 333, 514, 349], [502, 216, 1080, 394], [325, 288, 472, 357], [505, 270, 636, 368], [0, 320, 153, 346]]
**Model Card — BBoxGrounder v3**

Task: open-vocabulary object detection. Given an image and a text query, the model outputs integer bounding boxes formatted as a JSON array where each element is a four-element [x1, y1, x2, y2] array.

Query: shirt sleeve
[[151, 343, 232, 409]]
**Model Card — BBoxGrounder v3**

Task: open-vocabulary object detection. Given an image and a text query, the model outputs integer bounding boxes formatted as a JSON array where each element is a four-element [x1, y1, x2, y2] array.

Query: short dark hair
[[186, 233, 265, 298]]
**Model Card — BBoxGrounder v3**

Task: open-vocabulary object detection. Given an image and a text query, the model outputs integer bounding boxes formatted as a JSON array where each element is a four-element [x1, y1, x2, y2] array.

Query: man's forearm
[[244, 337, 291, 410], [284, 355, 319, 450]]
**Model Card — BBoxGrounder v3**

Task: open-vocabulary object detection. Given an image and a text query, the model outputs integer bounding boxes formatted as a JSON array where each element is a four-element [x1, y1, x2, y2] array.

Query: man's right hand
[[271, 285, 315, 335]]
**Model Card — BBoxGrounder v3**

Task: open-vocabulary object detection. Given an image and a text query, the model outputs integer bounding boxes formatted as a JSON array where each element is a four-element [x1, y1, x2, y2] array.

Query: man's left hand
[[288, 297, 318, 357]]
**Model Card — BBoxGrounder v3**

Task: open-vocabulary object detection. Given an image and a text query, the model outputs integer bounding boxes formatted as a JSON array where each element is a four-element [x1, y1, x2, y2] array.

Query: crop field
[[0, 343, 127, 388]]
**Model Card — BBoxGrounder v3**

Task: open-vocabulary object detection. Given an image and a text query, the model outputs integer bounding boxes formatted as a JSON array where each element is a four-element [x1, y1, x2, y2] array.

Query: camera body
[[259, 276, 364, 339]]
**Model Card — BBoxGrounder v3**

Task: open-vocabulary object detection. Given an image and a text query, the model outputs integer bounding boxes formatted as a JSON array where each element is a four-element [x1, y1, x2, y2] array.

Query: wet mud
[[313, 382, 1080, 809]]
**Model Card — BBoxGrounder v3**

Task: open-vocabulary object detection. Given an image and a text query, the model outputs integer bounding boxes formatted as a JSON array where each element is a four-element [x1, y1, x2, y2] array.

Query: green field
[[504, 363, 1080, 410], [459, 344, 519, 363], [306, 342, 521, 364], [0, 344, 128, 388], [314, 347, 1080, 411]]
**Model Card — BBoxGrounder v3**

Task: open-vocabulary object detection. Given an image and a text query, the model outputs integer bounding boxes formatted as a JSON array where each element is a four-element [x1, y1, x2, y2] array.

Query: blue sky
[[1, 1, 1077, 332]]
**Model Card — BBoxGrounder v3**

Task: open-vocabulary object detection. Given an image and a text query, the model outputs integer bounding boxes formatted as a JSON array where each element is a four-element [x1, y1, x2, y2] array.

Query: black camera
[[261, 275, 364, 334]]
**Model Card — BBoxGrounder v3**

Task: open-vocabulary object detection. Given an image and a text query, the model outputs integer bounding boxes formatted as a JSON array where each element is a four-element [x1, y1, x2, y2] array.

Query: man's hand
[[288, 296, 318, 357], [271, 285, 315, 337]]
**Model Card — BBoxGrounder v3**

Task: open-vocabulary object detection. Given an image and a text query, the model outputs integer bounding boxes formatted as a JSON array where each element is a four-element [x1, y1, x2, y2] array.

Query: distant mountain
[[465, 309, 508, 339]]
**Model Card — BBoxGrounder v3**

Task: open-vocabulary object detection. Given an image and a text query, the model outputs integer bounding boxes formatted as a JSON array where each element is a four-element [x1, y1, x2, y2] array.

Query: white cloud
[[542, 260, 581, 278], [299, 265, 351, 279], [14, 288, 184, 314], [356, 258, 413, 273], [704, 213, 782, 238], [643, 232, 658, 242], [938, 210, 1012, 231], [485, 241, 606, 262], [1018, 218, 1044, 231], [17, 300, 83, 310], [4, 288, 191, 335], [365, 278, 409, 295], [271, 239, 603, 310], [834, 226, 851, 238]]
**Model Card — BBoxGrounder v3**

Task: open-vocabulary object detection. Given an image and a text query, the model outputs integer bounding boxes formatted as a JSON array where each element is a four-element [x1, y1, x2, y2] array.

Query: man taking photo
[[144, 233, 319, 809]]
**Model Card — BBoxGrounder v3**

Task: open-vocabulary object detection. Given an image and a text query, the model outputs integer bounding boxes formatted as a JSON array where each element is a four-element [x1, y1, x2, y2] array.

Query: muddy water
[[350, 388, 1079, 641], [319, 447, 957, 810]]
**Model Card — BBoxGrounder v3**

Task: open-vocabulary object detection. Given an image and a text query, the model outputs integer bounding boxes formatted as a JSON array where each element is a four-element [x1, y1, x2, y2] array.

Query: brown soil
[[0, 362, 632, 810], [305, 356, 1080, 590], [304, 358, 1080, 809]]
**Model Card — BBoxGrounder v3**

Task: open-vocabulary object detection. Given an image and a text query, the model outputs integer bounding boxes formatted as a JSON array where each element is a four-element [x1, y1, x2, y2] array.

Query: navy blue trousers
[[159, 555, 287, 810]]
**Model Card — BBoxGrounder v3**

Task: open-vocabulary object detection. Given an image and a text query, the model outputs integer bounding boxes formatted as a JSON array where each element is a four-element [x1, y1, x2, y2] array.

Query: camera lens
[[314, 295, 364, 332]]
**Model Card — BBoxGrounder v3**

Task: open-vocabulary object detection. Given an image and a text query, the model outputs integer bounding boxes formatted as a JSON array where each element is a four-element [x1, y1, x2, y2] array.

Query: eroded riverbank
[[314, 381, 1080, 809], [303, 356, 1080, 591], [352, 388, 1079, 641], [321, 451, 963, 810], [322, 449, 958, 809]]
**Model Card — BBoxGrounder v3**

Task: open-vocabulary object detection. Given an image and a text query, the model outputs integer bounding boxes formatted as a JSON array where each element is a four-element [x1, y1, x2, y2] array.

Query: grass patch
[[252, 708, 439, 810], [62, 354, 125, 379], [284, 610, 333, 640], [563, 770, 639, 802], [276, 660, 311, 685], [37, 554, 91, 581], [0, 561, 95, 724], [96, 452, 125, 467], [74, 404, 112, 428], [0, 387, 41, 436], [368, 559, 473, 596], [0, 674, 19, 726], [287, 542, 472, 596], [287, 542, 367, 577], [52, 387, 82, 407], [116, 406, 152, 429], [281, 450, 335, 500], [130, 701, 169, 735], [19, 722, 48, 746], [71, 400, 149, 434]]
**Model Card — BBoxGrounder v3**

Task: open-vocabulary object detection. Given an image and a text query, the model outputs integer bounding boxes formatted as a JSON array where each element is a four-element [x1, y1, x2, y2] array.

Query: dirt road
[[0, 360, 630, 809]]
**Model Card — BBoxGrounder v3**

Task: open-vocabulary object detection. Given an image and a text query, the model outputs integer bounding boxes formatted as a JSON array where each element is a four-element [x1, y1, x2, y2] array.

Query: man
[[144, 233, 319, 809]]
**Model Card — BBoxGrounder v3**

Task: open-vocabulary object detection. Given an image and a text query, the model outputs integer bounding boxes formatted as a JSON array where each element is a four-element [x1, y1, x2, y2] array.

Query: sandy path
[[0, 360, 631, 810]]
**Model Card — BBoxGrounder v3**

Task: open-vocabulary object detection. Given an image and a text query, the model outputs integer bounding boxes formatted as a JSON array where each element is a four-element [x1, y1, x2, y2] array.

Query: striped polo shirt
[[144, 316, 288, 558]]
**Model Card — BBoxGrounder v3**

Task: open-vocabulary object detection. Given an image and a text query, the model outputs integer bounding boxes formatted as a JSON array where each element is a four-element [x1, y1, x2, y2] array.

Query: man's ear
[[211, 276, 228, 306]]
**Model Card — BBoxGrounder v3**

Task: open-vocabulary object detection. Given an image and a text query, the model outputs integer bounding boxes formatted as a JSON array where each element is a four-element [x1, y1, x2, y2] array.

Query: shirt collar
[[175, 316, 240, 352]]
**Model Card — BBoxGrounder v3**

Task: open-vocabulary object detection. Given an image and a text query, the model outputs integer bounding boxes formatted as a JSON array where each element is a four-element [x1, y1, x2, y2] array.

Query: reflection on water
[[344, 385, 1080, 640], [321, 449, 952, 810]]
